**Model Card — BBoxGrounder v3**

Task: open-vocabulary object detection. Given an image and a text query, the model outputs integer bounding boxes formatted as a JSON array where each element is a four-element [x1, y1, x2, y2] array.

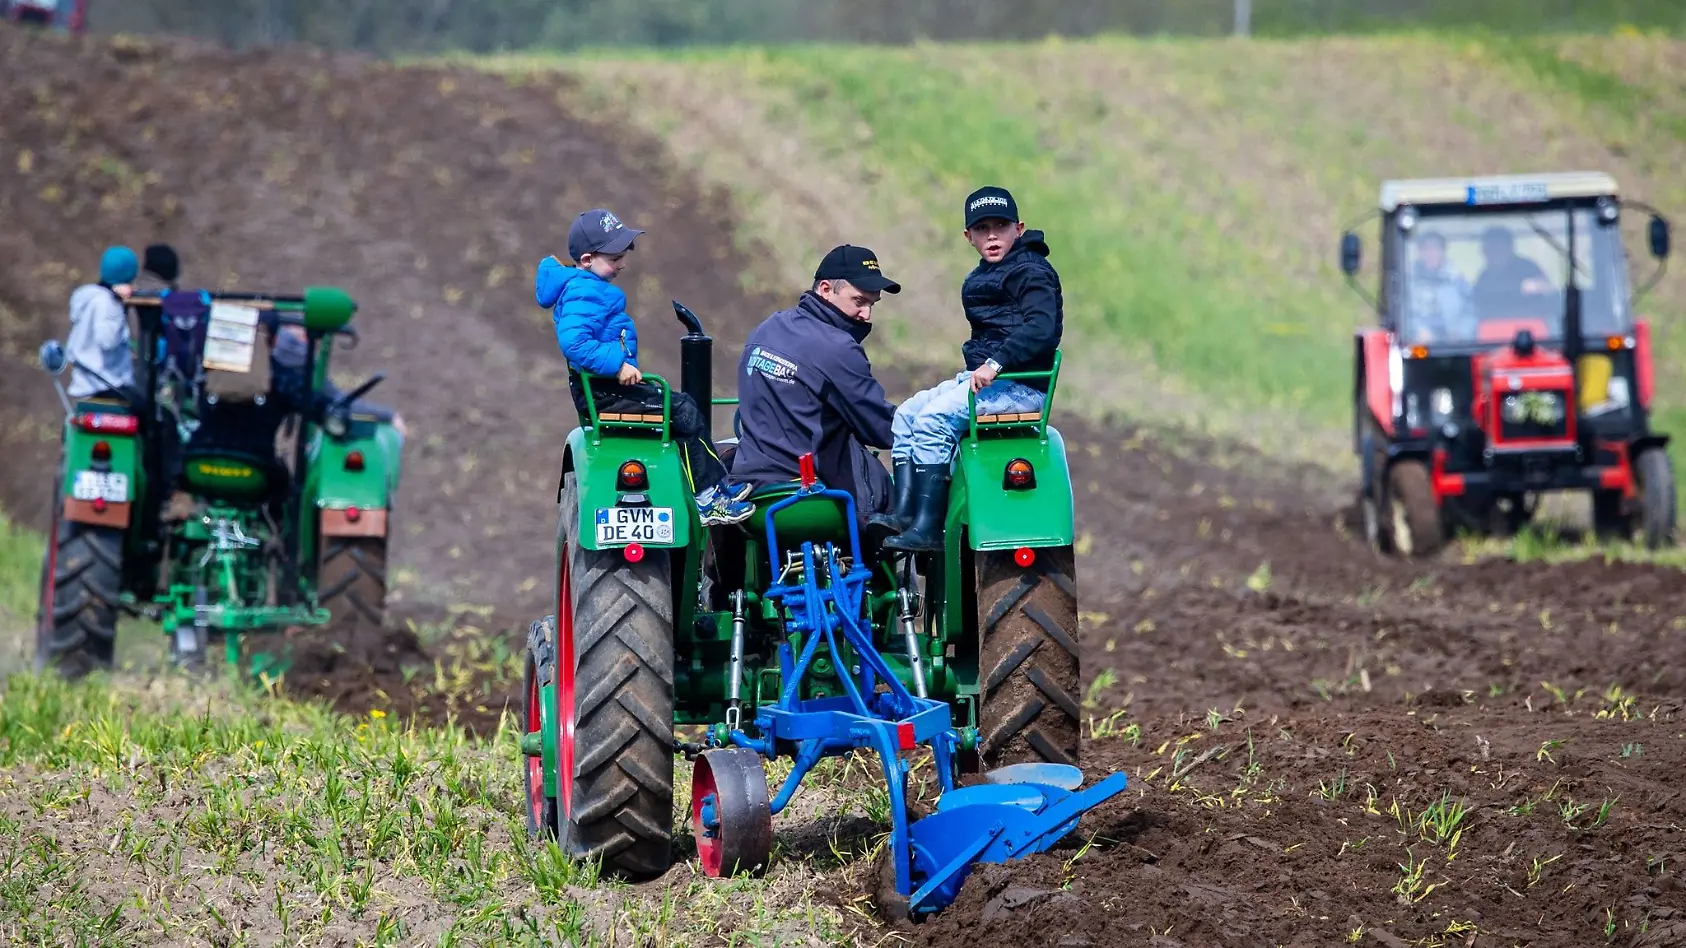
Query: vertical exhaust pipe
[[674, 300, 713, 443]]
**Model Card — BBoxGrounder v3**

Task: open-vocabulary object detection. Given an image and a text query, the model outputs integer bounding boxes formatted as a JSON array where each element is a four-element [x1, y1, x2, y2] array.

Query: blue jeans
[[891, 371, 1045, 464]]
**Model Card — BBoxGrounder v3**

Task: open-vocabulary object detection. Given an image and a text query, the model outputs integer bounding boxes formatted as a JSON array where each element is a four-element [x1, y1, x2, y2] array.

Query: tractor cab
[[1341, 171, 1676, 554]]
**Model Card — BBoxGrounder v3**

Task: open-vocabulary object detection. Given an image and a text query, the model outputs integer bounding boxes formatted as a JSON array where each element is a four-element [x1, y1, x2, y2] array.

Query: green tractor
[[520, 302, 1090, 911], [34, 286, 404, 680]]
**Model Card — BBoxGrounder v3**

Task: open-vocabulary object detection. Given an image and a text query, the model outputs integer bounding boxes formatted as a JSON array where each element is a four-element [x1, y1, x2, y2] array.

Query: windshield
[[1399, 206, 1631, 346]]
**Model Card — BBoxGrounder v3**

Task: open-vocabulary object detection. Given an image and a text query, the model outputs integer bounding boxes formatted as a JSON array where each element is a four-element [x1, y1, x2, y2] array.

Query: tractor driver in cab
[[730, 245, 902, 525], [1472, 224, 1555, 324], [1404, 230, 1474, 343]]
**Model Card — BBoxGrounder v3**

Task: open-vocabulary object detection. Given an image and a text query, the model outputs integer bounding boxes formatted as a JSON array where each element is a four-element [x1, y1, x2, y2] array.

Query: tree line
[[89, 0, 1684, 54]]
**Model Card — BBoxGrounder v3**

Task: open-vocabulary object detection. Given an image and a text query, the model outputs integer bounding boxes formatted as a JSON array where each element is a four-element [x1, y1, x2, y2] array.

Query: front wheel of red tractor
[[977, 544, 1081, 769], [1633, 447, 1677, 550], [552, 473, 676, 880], [1381, 461, 1445, 558]]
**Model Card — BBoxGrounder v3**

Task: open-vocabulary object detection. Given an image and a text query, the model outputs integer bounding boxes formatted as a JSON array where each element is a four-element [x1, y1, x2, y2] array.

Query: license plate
[[594, 505, 674, 546], [72, 471, 129, 503]]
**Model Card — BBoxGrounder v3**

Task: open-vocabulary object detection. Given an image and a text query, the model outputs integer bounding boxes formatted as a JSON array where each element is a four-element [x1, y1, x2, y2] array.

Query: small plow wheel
[[691, 748, 773, 878], [523, 617, 559, 839]]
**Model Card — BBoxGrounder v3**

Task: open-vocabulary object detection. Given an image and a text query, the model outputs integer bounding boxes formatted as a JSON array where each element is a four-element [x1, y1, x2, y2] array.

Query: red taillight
[[345, 506, 361, 523], [617, 460, 648, 492], [1014, 546, 1036, 568], [798, 452, 817, 488], [624, 542, 645, 563], [344, 450, 365, 472], [91, 440, 111, 462], [1004, 458, 1035, 490], [92, 498, 107, 514], [75, 413, 138, 436]]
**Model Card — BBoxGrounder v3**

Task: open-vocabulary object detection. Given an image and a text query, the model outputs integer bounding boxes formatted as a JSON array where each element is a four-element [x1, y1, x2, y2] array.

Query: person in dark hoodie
[[873, 186, 1063, 552], [730, 245, 902, 524]]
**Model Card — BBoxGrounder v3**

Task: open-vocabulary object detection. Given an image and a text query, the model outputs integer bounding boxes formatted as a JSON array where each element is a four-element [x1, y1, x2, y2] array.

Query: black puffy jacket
[[959, 230, 1063, 391]]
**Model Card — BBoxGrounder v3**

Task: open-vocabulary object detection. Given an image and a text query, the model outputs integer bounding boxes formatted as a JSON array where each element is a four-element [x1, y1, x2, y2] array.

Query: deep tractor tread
[[558, 475, 676, 880], [318, 538, 388, 624], [38, 519, 123, 680], [977, 545, 1080, 769]]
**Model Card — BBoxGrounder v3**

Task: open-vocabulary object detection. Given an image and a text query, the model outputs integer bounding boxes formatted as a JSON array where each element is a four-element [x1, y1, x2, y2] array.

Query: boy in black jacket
[[873, 186, 1063, 552]]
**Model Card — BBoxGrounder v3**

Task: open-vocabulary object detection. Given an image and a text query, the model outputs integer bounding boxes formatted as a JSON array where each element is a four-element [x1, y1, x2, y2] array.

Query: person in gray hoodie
[[65, 246, 140, 400]]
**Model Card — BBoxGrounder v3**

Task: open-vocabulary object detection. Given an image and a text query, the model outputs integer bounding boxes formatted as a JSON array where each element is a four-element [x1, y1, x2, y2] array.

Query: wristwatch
[[984, 358, 1003, 373]]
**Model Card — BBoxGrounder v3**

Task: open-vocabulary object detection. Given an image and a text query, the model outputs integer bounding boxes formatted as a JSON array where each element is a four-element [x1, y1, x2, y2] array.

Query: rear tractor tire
[[977, 544, 1081, 769], [1382, 461, 1445, 558], [554, 473, 676, 880], [36, 510, 124, 681], [318, 536, 389, 625]]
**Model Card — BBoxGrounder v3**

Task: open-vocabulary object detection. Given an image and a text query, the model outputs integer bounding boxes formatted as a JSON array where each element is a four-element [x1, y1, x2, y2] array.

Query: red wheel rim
[[524, 651, 545, 826], [556, 536, 577, 820], [691, 755, 723, 876]]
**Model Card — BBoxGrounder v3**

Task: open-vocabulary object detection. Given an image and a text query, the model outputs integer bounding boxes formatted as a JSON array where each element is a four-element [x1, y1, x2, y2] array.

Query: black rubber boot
[[865, 458, 916, 545], [882, 463, 952, 553]]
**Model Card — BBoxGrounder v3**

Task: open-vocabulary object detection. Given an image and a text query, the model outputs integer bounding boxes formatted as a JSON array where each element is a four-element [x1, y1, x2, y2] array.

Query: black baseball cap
[[964, 186, 1019, 228], [568, 208, 644, 261], [814, 244, 901, 294]]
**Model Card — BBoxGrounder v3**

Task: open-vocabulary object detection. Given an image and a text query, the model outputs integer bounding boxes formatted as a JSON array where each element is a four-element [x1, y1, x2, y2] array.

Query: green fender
[[562, 425, 694, 552], [954, 424, 1075, 550], [57, 400, 146, 534], [307, 421, 402, 512]]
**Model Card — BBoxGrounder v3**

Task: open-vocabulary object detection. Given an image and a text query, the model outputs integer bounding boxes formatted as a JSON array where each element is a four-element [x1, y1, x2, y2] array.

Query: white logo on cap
[[969, 195, 1010, 212], [600, 212, 623, 233]]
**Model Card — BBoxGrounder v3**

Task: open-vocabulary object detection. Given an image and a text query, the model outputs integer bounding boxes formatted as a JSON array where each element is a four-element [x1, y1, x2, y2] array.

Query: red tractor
[[1341, 172, 1676, 556], [3, 0, 87, 34]]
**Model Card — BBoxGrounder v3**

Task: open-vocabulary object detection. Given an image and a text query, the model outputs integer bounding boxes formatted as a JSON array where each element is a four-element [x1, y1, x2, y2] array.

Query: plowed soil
[[3, 24, 1685, 948]]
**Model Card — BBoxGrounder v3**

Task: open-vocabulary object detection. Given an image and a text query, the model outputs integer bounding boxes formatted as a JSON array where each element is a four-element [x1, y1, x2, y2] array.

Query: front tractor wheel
[[553, 474, 676, 880], [1633, 447, 1677, 550], [524, 616, 560, 839], [1382, 461, 1445, 558], [977, 544, 1081, 769]]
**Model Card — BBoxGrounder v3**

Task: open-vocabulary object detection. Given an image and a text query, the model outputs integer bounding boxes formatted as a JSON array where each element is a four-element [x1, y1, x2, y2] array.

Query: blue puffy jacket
[[535, 255, 638, 376]]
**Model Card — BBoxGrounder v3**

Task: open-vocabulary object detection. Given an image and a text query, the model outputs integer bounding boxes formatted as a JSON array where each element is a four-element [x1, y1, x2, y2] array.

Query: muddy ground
[[3, 24, 1684, 948]]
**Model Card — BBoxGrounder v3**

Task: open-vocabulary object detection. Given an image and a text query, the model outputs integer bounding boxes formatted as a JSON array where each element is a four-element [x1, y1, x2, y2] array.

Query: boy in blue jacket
[[537, 208, 753, 526]]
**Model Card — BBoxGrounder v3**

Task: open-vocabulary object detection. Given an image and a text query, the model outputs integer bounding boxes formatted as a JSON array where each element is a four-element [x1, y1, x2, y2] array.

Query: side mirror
[[39, 340, 67, 375], [302, 286, 356, 333], [1340, 232, 1362, 275], [1649, 215, 1670, 259]]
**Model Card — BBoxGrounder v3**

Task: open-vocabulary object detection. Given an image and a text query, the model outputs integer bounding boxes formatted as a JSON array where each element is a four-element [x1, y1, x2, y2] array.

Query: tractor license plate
[[595, 505, 673, 546], [72, 471, 129, 503]]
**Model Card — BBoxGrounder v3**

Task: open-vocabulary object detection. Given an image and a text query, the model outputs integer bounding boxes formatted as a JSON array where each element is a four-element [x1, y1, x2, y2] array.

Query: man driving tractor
[[730, 245, 902, 524]]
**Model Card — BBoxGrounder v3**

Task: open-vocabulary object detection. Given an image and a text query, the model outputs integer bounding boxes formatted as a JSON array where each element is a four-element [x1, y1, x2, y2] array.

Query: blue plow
[[690, 476, 1129, 917]]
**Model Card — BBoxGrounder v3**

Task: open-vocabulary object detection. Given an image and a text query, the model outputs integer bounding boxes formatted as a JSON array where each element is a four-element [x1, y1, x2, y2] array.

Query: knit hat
[[143, 243, 180, 283], [99, 246, 139, 285]]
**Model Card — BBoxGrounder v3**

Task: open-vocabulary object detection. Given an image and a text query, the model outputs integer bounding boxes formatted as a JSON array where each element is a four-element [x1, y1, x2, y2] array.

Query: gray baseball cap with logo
[[568, 208, 645, 261]]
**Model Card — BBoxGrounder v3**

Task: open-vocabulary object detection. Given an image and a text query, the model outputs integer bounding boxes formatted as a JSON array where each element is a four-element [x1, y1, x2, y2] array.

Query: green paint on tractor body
[[521, 304, 1085, 883], [36, 286, 405, 681]]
